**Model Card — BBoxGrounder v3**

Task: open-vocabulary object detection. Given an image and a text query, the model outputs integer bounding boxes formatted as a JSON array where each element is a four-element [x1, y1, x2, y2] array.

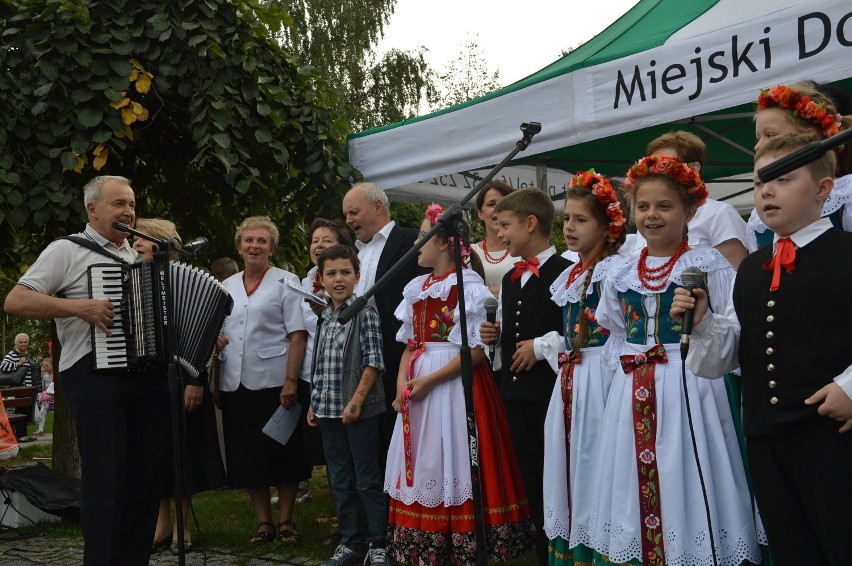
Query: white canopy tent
[[349, 0, 852, 213]]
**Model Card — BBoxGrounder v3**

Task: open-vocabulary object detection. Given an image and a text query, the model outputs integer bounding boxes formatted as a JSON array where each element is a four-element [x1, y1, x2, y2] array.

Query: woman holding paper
[[214, 216, 309, 544]]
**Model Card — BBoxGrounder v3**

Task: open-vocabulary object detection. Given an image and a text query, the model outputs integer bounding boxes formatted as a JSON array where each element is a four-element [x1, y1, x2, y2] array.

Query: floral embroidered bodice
[[564, 283, 610, 349], [618, 287, 691, 345], [596, 249, 730, 352], [550, 255, 621, 351], [412, 287, 458, 343]]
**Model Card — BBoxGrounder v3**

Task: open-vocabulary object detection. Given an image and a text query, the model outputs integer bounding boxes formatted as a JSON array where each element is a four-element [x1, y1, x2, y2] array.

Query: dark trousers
[[747, 416, 852, 566], [63, 355, 170, 566], [503, 398, 549, 565], [319, 415, 387, 549]]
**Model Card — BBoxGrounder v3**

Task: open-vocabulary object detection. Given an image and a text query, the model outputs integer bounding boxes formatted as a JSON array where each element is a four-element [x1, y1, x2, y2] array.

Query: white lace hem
[[384, 475, 474, 508], [588, 518, 763, 566]]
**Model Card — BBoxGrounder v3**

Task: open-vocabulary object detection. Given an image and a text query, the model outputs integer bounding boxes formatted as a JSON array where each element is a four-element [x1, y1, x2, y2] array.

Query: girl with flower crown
[[384, 204, 535, 565], [539, 171, 627, 565], [748, 81, 852, 252], [587, 156, 762, 566]]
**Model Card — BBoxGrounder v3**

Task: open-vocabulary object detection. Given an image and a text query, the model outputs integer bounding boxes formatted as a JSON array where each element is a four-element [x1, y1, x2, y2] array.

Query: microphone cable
[[680, 354, 719, 566]]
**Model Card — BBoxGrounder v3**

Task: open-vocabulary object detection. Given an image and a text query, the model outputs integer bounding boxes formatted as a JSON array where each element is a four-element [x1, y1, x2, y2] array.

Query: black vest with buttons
[[499, 254, 571, 402], [733, 228, 852, 436]]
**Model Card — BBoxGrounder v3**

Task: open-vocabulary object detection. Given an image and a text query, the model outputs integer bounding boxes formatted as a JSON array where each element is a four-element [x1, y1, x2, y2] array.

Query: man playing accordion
[[4, 175, 170, 566]]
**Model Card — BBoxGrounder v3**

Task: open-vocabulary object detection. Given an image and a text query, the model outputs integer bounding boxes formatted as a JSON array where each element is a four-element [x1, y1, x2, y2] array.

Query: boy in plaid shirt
[[307, 244, 387, 566]]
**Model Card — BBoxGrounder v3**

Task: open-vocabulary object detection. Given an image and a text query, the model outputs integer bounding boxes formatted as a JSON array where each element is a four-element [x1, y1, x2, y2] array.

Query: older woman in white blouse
[[215, 216, 308, 544]]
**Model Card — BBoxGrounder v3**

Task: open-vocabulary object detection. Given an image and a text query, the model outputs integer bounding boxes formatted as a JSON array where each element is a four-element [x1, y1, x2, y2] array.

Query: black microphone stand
[[115, 222, 201, 566], [339, 122, 541, 564], [757, 127, 852, 182], [447, 209, 488, 563]]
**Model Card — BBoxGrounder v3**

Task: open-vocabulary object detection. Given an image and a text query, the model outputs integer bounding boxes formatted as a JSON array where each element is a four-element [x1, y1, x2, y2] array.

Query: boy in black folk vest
[[480, 188, 571, 565], [672, 133, 852, 566]]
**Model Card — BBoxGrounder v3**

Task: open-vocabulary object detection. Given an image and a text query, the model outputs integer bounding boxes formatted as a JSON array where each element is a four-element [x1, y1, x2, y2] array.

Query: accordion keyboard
[[89, 265, 131, 369]]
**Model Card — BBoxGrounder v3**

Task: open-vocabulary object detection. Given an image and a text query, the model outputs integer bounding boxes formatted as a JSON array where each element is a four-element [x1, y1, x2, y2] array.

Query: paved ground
[[0, 535, 322, 565], [2, 433, 322, 565]]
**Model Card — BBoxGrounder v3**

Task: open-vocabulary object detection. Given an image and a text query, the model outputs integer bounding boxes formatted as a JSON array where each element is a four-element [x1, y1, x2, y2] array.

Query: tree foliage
[[273, 0, 434, 131], [0, 0, 354, 271], [428, 38, 501, 111]]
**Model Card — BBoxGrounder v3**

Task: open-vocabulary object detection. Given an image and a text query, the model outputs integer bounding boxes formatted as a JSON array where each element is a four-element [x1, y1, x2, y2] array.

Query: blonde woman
[[214, 216, 309, 543], [134, 218, 226, 554]]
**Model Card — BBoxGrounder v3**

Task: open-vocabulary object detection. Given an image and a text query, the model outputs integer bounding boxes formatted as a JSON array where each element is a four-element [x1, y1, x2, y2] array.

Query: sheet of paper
[[261, 401, 301, 446]]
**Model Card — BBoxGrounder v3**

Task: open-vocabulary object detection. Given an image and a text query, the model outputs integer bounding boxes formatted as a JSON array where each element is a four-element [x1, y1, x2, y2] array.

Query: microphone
[[182, 237, 209, 254], [757, 127, 852, 183], [484, 296, 499, 364], [679, 266, 705, 356], [112, 221, 132, 233]]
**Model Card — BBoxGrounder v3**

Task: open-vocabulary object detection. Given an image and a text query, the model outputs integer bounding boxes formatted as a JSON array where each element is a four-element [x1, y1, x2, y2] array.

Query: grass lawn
[[3, 412, 538, 564]]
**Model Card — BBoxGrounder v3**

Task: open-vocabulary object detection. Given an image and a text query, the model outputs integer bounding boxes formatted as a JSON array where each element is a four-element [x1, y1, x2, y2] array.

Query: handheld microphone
[[679, 266, 705, 356], [484, 296, 499, 364], [182, 237, 209, 254]]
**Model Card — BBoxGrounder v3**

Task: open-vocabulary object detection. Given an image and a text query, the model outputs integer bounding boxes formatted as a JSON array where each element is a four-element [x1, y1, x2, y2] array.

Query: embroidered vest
[[734, 229, 852, 435], [500, 255, 571, 402]]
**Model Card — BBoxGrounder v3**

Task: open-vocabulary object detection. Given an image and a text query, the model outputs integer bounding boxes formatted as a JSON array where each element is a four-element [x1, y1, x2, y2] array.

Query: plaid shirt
[[311, 295, 384, 419]]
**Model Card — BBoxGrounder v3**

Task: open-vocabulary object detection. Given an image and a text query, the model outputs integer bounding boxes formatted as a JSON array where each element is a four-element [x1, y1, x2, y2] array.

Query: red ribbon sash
[[620, 344, 668, 566], [399, 339, 426, 488], [558, 350, 582, 541]]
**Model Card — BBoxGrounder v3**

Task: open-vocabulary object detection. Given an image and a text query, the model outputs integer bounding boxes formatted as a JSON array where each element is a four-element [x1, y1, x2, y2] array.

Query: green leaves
[[0, 0, 353, 271], [77, 107, 103, 128]]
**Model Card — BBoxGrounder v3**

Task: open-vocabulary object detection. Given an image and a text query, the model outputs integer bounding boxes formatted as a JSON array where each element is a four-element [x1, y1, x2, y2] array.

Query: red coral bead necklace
[[244, 264, 271, 296], [481, 239, 510, 264], [637, 238, 689, 291], [422, 269, 454, 291], [565, 248, 605, 288]]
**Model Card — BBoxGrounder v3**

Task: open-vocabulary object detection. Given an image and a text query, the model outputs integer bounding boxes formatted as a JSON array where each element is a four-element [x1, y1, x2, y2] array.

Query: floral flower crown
[[625, 155, 709, 208], [568, 169, 626, 243], [425, 203, 470, 261], [758, 85, 843, 139]]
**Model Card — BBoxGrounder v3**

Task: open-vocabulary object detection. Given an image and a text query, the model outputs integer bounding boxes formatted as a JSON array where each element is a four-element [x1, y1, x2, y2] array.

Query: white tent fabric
[[349, 0, 852, 205]]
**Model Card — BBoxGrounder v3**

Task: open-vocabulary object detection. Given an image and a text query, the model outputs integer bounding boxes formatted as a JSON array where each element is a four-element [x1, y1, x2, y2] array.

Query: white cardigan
[[218, 267, 307, 391]]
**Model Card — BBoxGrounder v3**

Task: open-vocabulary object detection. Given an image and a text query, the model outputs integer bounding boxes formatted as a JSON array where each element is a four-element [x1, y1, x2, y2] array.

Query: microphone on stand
[[679, 266, 705, 357], [484, 296, 499, 365], [182, 237, 209, 254]]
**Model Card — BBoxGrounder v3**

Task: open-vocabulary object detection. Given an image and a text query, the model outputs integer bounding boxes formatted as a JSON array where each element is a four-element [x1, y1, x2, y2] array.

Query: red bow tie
[[762, 237, 796, 292], [511, 257, 540, 282]]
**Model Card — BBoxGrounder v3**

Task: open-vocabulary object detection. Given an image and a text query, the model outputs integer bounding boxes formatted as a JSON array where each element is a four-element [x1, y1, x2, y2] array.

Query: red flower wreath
[[625, 155, 709, 208], [758, 84, 843, 139], [568, 169, 626, 243]]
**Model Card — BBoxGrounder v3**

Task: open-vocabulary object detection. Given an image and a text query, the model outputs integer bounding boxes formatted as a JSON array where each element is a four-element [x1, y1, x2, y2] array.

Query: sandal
[[250, 522, 276, 544], [278, 520, 302, 542]]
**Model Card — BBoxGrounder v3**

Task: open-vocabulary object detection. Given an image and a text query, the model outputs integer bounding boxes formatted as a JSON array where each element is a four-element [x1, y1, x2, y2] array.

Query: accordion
[[88, 261, 233, 377]]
